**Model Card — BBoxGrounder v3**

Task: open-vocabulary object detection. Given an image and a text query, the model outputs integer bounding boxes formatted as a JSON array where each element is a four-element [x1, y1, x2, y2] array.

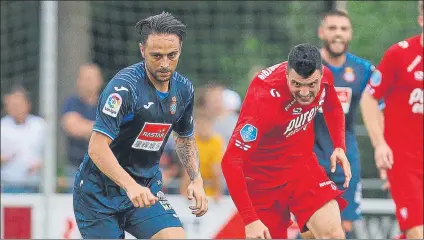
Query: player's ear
[[318, 24, 324, 40], [418, 15, 423, 28], [139, 43, 145, 59]]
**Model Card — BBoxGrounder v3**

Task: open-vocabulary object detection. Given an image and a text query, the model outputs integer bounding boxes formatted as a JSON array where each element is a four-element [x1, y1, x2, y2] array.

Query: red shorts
[[388, 152, 423, 232], [247, 160, 347, 238]]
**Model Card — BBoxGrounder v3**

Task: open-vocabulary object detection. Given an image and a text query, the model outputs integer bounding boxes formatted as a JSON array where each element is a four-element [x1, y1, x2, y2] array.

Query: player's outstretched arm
[[360, 92, 386, 148], [174, 133, 208, 217], [220, 79, 273, 231], [360, 92, 393, 170], [88, 132, 158, 208], [88, 132, 137, 190], [360, 45, 398, 170]]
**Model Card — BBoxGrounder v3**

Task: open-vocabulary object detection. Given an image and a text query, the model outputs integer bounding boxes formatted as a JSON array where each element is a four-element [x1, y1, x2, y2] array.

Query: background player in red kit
[[221, 43, 352, 239], [360, 1, 423, 239]]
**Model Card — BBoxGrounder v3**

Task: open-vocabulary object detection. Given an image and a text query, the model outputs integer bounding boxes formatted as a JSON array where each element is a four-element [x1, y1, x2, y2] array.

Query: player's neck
[[320, 49, 346, 67], [146, 71, 169, 93]]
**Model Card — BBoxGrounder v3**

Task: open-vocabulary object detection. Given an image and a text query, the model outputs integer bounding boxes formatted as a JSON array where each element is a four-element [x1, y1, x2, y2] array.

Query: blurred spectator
[[214, 88, 241, 148], [159, 136, 182, 194], [204, 83, 226, 118], [247, 64, 266, 83], [59, 64, 103, 192], [180, 89, 224, 201], [1, 85, 46, 193]]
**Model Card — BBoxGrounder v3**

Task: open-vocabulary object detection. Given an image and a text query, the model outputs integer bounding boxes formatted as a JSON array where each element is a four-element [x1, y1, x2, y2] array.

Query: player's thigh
[[305, 199, 344, 239], [289, 161, 347, 234], [249, 187, 291, 239], [406, 225, 424, 239], [388, 167, 423, 232], [73, 194, 124, 239], [125, 207, 183, 239], [124, 172, 183, 239], [151, 227, 185, 239]]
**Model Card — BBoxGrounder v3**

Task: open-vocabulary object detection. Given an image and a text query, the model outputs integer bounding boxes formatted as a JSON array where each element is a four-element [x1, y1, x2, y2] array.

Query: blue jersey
[[80, 61, 194, 179], [314, 53, 374, 181]]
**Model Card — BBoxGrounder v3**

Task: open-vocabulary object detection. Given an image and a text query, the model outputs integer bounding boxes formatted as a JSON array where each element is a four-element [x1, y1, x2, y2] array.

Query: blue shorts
[[331, 174, 361, 222], [73, 167, 182, 239], [318, 154, 362, 222]]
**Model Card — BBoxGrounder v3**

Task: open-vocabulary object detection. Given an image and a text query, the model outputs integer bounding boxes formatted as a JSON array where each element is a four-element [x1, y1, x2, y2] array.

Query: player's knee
[[151, 227, 185, 239], [406, 225, 424, 239]]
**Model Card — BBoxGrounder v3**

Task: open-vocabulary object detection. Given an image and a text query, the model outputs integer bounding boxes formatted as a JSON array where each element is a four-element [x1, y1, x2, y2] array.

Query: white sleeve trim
[[92, 128, 115, 140]]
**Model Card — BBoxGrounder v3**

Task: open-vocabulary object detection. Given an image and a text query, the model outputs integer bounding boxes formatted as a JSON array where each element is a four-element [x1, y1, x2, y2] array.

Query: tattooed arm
[[174, 133, 201, 181], [174, 133, 208, 217]]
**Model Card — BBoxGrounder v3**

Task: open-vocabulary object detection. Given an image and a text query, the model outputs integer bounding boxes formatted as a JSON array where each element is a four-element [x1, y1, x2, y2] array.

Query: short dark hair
[[287, 43, 322, 78], [135, 11, 186, 45], [321, 9, 351, 25], [4, 85, 31, 102]]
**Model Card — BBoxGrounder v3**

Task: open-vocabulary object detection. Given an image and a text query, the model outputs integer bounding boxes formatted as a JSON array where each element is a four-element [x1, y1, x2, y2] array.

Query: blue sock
[[345, 231, 354, 239]]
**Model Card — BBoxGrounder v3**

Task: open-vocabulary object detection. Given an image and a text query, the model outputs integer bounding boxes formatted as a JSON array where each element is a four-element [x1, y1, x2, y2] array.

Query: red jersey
[[365, 35, 423, 165], [221, 62, 346, 224]]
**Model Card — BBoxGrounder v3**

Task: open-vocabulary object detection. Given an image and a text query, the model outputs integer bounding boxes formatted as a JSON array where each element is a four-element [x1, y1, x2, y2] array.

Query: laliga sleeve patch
[[369, 70, 382, 87], [240, 124, 258, 142], [102, 93, 122, 117]]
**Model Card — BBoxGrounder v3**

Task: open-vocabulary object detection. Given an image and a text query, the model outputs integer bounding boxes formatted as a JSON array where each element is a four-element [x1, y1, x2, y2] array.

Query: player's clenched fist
[[330, 147, 352, 188], [126, 183, 158, 208], [245, 220, 272, 239]]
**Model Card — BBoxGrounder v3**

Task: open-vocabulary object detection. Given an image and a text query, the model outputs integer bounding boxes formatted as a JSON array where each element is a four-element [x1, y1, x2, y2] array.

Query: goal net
[[0, 1, 41, 115], [89, 1, 331, 93]]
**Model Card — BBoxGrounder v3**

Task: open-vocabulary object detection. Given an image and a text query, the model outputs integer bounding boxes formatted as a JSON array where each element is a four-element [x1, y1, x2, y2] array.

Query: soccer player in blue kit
[[72, 12, 208, 239], [301, 10, 382, 239]]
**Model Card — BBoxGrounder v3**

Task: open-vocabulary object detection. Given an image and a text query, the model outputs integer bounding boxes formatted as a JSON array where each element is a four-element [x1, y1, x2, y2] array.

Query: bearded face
[[319, 15, 352, 58]]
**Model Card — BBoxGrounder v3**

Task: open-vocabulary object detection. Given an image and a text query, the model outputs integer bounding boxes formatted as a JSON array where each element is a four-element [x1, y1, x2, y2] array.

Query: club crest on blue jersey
[[102, 93, 122, 117], [370, 70, 382, 87], [240, 124, 258, 142], [343, 67, 355, 82], [170, 96, 177, 115]]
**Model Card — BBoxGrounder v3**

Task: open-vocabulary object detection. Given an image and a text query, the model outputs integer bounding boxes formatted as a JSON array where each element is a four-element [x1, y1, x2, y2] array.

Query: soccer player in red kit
[[360, 1, 423, 239], [221, 43, 352, 239]]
